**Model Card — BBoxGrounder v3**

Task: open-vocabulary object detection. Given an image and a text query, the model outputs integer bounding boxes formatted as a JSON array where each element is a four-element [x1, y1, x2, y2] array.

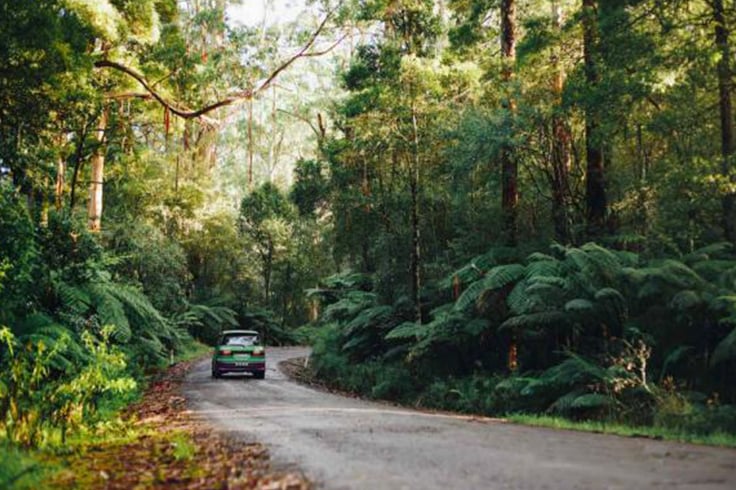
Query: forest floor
[[47, 357, 310, 489]]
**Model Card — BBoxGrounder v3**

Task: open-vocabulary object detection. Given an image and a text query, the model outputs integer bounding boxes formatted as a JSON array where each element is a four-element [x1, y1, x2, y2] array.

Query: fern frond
[[385, 321, 427, 340], [506, 279, 530, 315], [323, 291, 377, 322], [661, 345, 694, 375], [527, 252, 556, 263], [344, 305, 396, 336], [570, 393, 612, 409], [684, 242, 734, 263], [712, 326, 736, 366], [594, 288, 627, 323], [88, 283, 131, 343], [499, 311, 568, 332], [55, 281, 92, 316], [565, 299, 594, 312], [669, 290, 703, 311], [548, 389, 585, 413], [692, 260, 736, 283], [542, 354, 609, 386], [527, 273, 568, 289], [454, 264, 525, 312], [580, 242, 624, 279], [16, 315, 87, 372]]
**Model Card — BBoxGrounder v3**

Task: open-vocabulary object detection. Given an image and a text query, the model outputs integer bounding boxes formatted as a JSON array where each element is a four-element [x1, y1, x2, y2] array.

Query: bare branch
[[250, 12, 337, 95], [277, 108, 322, 138], [93, 11, 338, 124]]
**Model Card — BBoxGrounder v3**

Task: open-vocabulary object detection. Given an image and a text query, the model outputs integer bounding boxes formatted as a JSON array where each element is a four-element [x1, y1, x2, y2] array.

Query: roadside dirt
[[51, 358, 310, 489]]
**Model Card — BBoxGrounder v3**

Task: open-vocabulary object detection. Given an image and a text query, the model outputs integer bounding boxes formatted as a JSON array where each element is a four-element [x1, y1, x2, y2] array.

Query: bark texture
[[500, 0, 518, 245], [87, 110, 107, 232], [582, 0, 607, 238], [550, 0, 571, 244], [714, 0, 736, 243]]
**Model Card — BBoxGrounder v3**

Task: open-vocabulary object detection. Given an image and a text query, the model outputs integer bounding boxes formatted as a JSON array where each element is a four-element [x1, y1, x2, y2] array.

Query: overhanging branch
[[94, 11, 339, 124]]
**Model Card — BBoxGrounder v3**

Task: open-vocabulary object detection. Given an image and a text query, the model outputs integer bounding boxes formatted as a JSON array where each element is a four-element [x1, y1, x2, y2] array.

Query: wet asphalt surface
[[183, 347, 736, 490]]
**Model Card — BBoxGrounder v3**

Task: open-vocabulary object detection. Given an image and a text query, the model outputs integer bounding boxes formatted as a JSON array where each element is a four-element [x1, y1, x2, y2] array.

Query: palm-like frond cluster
[[0, 206, 240, 447], [311, 242, 736, 429]]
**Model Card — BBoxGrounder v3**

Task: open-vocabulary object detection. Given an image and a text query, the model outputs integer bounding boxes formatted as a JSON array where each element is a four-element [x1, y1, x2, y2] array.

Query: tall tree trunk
[[410, 103, 422, 323], [248, 93, 254, 190], [550, 0, 572, 244], [714, 0, 736, 243], [500, 0, 518, 245], [87, 110, 107, 232], [263, 241, 273, 305], [55, 133, 65, 211], [582, 0, 607, 238], [69, 121, 90, 210]]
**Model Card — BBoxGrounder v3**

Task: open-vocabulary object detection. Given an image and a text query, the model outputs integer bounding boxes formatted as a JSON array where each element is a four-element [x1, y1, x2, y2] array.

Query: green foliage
[[53, 274, 186, 364], [3, 0, 736, 455], [311, 241, 736, 434], [0, 442, 46, 490], [239, 308, 297, 346], [453, 264, 525, 312], [290, 159, 328, 216], [0, 326, 136, 447], [0, 184, 38, 323], [174, 301, 238, 346], [108, 222, 191, 315]]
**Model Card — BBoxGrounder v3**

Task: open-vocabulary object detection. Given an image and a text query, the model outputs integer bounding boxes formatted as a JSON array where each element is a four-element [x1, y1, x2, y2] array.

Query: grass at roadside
[[174, 339, 212, 363], [0, 443, 48, 490], [47, 357, 309, 489], [507, 414, 736, 448], [2, 350, 309, 489]]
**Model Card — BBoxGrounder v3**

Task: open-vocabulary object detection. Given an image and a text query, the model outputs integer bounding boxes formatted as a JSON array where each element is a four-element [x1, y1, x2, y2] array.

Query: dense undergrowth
[[307, 243, 736, 443], [0, 184, 295, 486]]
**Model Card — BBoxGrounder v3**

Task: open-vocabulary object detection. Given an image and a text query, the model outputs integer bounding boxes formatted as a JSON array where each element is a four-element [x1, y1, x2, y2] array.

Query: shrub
[[0, 326, 136, 447]]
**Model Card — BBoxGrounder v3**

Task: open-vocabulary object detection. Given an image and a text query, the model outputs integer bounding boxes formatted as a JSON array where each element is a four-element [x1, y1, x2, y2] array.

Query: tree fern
[[594, 288, 628, 325], [323, 291, 378, 322], [691, 260, 736, 284], [564, 299, 594, 313], [569, 393, 612, 410], [339, 306, 402, 358], [54, 279, 91, 317], [13, 314, 87, 372], [344, 305, 396, 337], [579, 243, 627, 282], [683, 242, 734, 264], [385, 321, 427, 341], [629, 260, 706, 296], [454, 264, 525, 312], [175, 302, 238, 340], [446, 251, 496, 283], [661, 345, 694, 377], [548, 389, 587, 413], [669, 290, 703, 311], [505, 278, 531, 315], [499, 311, 568, 333], [712, 326, 736, 366], [88, 283, 131, 343]]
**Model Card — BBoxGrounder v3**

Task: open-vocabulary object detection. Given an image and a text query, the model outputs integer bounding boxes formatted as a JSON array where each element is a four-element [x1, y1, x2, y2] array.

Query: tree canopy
[[2, 0, 736, 453]]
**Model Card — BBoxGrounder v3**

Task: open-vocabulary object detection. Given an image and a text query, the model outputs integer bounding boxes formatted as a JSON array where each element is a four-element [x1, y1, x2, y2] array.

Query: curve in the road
[[184, 347, 736, 490]]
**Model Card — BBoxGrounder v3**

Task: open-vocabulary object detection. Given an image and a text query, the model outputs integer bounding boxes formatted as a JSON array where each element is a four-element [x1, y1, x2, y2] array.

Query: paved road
[[183, 347, 736, 490]]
